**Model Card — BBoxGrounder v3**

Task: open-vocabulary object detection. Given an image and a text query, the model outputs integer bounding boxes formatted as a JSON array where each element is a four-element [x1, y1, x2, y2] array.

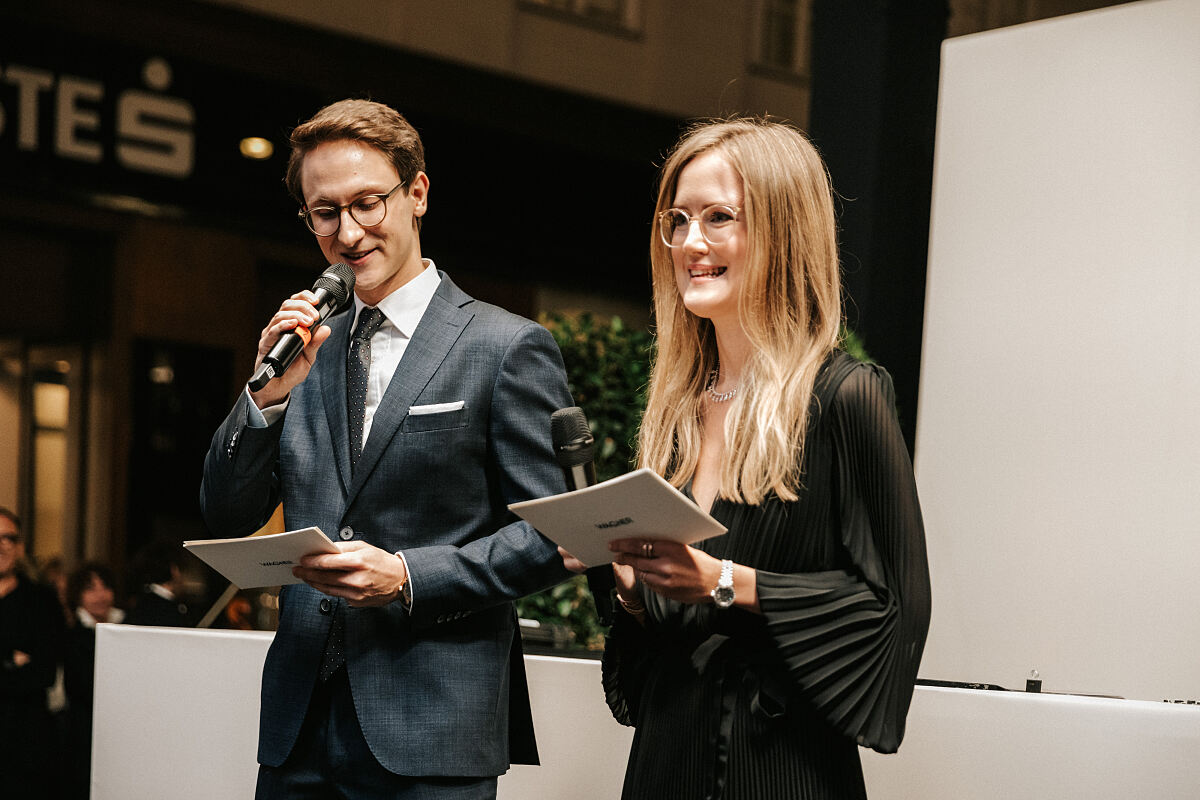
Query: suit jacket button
[[339, 526, 354, 541], [319, 599, 332, 614]]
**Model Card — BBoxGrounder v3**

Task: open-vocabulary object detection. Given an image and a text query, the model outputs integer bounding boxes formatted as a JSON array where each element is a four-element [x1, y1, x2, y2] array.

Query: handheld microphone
[[247, 262, 355, 392], [550, 407, 616, 626], [551, 407, 597, 491]]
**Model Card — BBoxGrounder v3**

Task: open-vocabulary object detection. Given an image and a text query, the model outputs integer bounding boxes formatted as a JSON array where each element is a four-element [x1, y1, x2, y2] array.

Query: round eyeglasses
[[657, 204, 742, 248], [299, 182, 406, 237]]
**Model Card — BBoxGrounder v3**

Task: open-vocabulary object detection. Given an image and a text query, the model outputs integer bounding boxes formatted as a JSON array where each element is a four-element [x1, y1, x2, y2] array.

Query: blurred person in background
[[39, 557, 74, 627], [64, 562, 125, 799], [0, 507, 66, 799], [38, 554, 74, 785], [125, 538, 202, 628]]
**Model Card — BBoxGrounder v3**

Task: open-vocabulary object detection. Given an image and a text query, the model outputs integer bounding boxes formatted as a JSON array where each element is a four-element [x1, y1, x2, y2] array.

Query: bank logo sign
[[0, 56, 195, 179]]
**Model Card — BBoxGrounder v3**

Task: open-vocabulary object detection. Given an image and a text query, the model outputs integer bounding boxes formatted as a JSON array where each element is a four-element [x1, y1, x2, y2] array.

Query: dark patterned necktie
[[318, 596, 345, 682], [346, 306, 386, 470], [319, 306, 385, 682]]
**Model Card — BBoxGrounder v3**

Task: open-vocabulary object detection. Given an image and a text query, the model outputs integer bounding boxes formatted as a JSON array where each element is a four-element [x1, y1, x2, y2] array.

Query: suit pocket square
[[403, 402, 468, 434], [408, 401, 466, 416]]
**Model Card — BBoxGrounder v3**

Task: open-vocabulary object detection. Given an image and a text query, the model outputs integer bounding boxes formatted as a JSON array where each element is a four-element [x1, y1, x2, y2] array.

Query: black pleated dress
[[603, 352, 932, 800]]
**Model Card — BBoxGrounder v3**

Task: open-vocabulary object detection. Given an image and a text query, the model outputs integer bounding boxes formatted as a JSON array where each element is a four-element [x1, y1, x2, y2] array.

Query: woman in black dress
[[563, 118, 931, 799]]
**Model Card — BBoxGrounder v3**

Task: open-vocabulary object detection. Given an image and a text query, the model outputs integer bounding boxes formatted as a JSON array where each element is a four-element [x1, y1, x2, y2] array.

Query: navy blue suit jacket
[[201, 272, 572, 776]]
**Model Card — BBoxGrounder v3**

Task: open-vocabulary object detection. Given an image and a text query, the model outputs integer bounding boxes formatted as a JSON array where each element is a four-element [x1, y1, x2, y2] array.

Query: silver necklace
[[705, 369, 738, 403]]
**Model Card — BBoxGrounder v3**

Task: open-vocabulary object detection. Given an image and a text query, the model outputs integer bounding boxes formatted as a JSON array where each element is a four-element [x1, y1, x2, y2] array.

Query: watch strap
[[710, 559, 735, 608]]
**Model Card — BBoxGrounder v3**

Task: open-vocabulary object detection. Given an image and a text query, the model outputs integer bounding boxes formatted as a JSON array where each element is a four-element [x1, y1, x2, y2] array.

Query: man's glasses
[[299, 182, 406, 237], [657, 204, 742, 248], [0, 533, 21, 547]]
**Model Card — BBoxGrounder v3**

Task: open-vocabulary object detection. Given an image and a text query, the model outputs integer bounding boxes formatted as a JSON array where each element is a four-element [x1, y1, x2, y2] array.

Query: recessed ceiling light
[[239, 137, 275, 160]]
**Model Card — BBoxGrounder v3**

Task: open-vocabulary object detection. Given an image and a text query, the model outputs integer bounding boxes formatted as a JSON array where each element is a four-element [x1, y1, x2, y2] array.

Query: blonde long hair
[[638, 118, 842, 504]]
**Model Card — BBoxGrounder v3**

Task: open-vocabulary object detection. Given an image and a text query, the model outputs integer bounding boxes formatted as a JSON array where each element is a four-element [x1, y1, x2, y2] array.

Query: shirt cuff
[[394, 550, 414, 613], [243, 386, 288, 428]]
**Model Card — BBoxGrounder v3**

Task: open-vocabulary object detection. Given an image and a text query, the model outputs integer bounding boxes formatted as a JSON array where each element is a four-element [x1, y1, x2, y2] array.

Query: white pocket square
[[408, 401, 465, 416]]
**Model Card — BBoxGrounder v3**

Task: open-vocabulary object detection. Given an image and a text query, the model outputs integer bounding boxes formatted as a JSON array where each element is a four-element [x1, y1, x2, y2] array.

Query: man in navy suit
[[201, 99, 572, 799]]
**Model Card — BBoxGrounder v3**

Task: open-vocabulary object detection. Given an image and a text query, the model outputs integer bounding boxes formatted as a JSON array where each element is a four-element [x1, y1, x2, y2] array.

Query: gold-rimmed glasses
[[657, 204, 742, 248]]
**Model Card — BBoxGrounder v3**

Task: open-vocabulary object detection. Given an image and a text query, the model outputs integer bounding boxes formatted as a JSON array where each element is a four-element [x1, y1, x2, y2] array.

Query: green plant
[[543, 311, 655, 481], [840, 325, 871, 363], [515, 312, 653, 649], [516, 574, 604, 650]]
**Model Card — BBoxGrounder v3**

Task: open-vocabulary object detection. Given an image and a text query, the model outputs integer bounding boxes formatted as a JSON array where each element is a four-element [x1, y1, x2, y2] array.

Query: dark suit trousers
[[255, 669, 498, 800]]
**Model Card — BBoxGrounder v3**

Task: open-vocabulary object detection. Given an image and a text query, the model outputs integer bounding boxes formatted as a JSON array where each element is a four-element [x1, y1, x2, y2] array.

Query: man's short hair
[[0, 506, 20, 533], [284, 99, 426, 203]]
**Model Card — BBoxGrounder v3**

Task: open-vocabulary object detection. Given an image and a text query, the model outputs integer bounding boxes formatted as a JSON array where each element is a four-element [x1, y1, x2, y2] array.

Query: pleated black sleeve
[[601, 605, 651, 727], [756, 362, 931, 753]]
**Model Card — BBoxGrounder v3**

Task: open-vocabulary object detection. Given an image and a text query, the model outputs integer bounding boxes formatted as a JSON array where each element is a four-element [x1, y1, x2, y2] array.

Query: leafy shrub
[[516, 312, 653, 649]]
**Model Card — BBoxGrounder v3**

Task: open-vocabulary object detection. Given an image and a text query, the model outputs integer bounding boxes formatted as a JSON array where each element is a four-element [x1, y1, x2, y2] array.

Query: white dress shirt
[[347, 260, 441, 445]]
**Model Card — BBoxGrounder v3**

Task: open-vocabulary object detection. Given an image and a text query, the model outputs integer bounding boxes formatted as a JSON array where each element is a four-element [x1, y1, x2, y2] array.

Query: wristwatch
[[710, 559, 735, 609]]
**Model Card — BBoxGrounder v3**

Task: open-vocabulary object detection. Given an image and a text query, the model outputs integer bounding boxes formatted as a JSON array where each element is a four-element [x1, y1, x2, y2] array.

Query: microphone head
[[313, 262, 355, 308], [551, 407, 595, 468]]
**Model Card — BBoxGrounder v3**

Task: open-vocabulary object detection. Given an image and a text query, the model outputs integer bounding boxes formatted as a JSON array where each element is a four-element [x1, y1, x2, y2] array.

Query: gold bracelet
[[617, 593, 646, 615]]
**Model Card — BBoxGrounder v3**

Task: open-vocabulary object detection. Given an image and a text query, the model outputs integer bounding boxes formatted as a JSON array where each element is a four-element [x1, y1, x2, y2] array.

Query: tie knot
[[353, 307, 386, 341]]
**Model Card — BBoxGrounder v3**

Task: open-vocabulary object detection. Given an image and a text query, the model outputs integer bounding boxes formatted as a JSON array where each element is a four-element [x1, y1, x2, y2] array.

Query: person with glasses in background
[[201, 99, 572, 800], [560, 119, 932, 799], [0, 507, 66, 799]]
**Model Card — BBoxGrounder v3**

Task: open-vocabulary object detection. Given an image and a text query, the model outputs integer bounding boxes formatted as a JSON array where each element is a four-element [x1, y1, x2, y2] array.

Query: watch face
[[712, 586, 735, 609]]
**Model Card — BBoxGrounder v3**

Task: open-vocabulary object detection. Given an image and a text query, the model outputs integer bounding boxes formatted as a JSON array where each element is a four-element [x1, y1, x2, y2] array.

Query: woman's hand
[[609, 538, 723, 605], [609, 538, 760, 611]]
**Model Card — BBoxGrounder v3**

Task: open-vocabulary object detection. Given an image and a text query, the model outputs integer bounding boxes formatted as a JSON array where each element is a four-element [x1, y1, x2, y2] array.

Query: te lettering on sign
[[0, 56, 195, 179]]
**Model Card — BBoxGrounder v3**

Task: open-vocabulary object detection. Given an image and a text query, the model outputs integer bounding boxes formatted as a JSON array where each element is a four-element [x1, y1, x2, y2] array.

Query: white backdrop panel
[[90, 625, 633, 800], [92, 626, 1200, 799], [914, 0, 1200, 700]]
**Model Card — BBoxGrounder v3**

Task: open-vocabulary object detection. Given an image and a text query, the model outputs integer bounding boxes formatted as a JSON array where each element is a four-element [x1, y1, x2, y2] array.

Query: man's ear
[[409, 171, 430, 219]]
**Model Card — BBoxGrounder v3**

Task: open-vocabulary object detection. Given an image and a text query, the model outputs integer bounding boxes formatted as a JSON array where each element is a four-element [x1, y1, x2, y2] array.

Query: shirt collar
[[350, 260, 441, 339], [77, 607, 126, 628]]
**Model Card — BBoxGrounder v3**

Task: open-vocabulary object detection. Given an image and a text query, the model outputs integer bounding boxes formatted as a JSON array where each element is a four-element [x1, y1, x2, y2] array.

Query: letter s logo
[[116, 58, 195, 178]]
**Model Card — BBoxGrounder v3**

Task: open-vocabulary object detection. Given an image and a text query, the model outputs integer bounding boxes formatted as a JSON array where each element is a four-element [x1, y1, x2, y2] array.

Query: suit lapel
[[317, 308, 354, 496], [346, 275, 474, 503]]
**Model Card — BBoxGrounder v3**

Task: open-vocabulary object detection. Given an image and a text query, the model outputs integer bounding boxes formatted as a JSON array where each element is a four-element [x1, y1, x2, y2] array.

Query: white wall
[[915, 0, 1200, 701]]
